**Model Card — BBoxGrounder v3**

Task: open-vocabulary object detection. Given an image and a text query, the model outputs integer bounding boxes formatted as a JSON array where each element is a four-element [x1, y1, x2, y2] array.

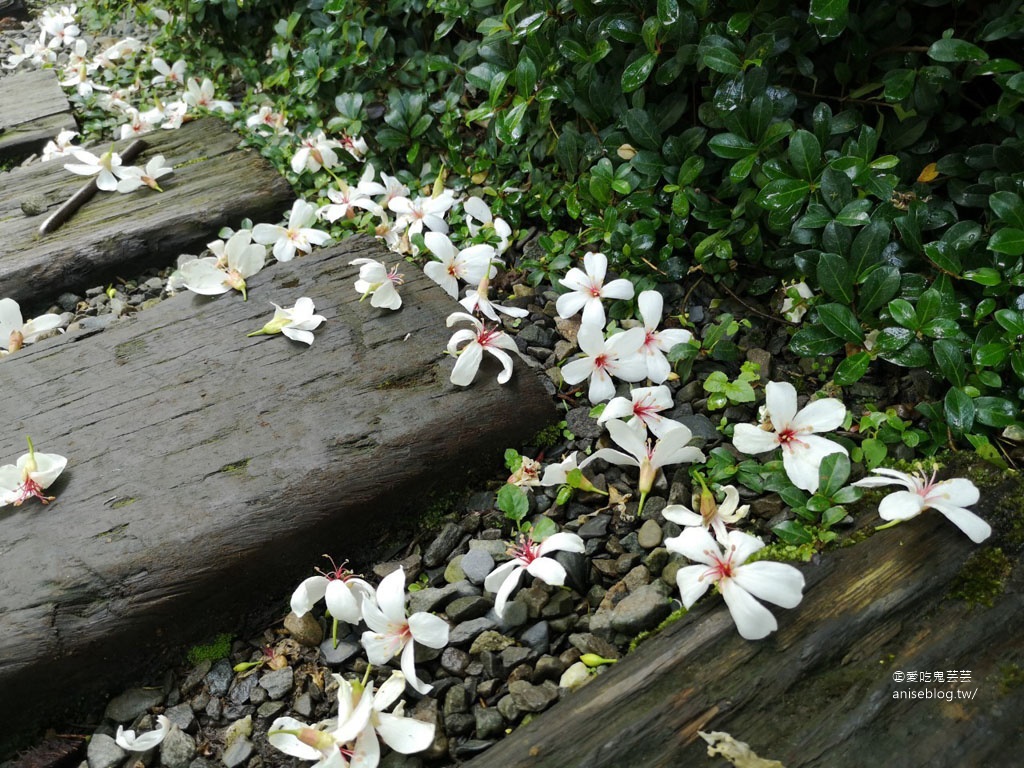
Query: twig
[[38, 139, 148, 236], [716, 278, 797, 327]]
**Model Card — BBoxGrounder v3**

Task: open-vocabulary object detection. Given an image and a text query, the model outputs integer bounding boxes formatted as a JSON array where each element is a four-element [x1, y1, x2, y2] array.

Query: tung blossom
[[583, 419, 705, 513], [463, 196, 512, 254], [731, 381, 847, 493], [253, 200, 332, 262], [292, 129, 341, 174], [290, 557, 373, 625], [663, 484, 750, 542], [459, 273, 529, 322], [360, 568, 449, 694], [668, 527, 805, 640], [115, 155, 174, 193], [636, 290, 693, 383], [0, 298, 63, 353], [853, 467, 990, 543], [115, 715, 170, 752], [248, 297, 326, 346], [184, 77, 235, 113], [422, 232, 495, 299], [445, 312, 519, 386], [64, 147, 123, 191], [0, 438, 68, 508], [318, 175, 384, 223], [556, 252, 635, 328], [41, 128, 80, 162], [178, 231, 265, 300], [484, 531, 585, 617], [560, 324, 647, 404], [597, 385, 684, 438], [388, 191, 455, 239], [350, 258, 403, 310], [151, 56, 186, 86]]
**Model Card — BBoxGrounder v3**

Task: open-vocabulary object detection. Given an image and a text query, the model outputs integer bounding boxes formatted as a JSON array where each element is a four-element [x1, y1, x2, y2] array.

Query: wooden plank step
[[0, 117, 294, 304], [0, 238, 555, 754], [0, 68, 77, 162], [464, 458, 1023, 768]]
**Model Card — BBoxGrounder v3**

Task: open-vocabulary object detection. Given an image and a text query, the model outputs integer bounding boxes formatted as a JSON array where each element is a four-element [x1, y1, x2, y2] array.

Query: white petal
[[486, 346, 515, 384], [484, 559, 520, 594], [360, 629, 401, 665], [375, 568, 407, 622], [675, 564, 712, 608], [325, 580, 364, 624], [27, 453, 67, 488], [560, 357, 595, 386], [878, 490, 926, 521], [602, 278, 635, 301], [450, 342, 483, 386], [792, 397, 846, 433], [665, 526, 719, 565], [408, 611, 449, 648], [732, 561, 805, 608], [537, 531, 585, 556], [765, 381, 798, 429], [732, 423, 781, 455], [650, 425, 698, 468], [720, 579, 778, 640], [606, 418, 647, 463], [582, 251, 608, 283], [555, 291, 589, 321], [268, 718, 324, 761], [782, 435, 847, 492], [575, 321, 606, 357], [930, 502, 992, 543], [525, 556, 567, 586], [662, 504, 702, 527], [290, 575, 328, 617], [281, 327, 314, 345], [491, 564, 525, 617], [400, 638, 432, 694], [580, 297, 607, 329], [928, 478, 980, 508], [375, 711, 435, 754]]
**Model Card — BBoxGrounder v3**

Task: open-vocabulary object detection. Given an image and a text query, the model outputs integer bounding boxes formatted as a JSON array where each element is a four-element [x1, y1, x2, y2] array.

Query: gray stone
[[643, 546, 670, 575], [495, 600, 529, 632], [553, 316, 581, 345], [380, 753, 424, 768], [500, 645, 534, 669], [637, 519, 663, 549], [460, 548, 494, 585], [474, 705, 505, 739], [552, 550, 589, 594], [577, 514, 610, 539], [256, 701, 285, 719], [259, 667, 294, 700], [21, 194, 48, 216], [444, 555, 466, 584], [56, 292, 82, 312], [517, 323, 557, 347], [284, 611, 324, 647], [205, 660, 234, 697], [533, 654, 566, 682], [518, 621, 550, 654], [161, 725, 196, 768], [228, 673, 259, 705], [373, 555, 422, 582], [319, 637, 361, 666], [424, 522, 463, 567], [221, 738, 253, 768], [446, 595, 492, 623], [443, 684, 468, 717], [409, 583, 462, 614], [565, 407, 604, 439], [508, 679, 559, 713], [104, 686, 166, 723], [469, 538, 509, 558], [249, 685, 267, 705], [468, 629, 515, 655], [440, 646, 470, 676], [446, 712, 477, 737], [87, 733, 126, 768], [496, 694, 520, 722], [674, 412, 719, 446], [293, 692, 313, 718], [205, 696, 223, 720], [450, 616, 499, 646], [619, 531, 642, 553], [165, 702, 196, 732], [568, 632, 620, 661], [610, 583, 672, 634], [540, 590, 575, 618], [514, 584, 550, 618]]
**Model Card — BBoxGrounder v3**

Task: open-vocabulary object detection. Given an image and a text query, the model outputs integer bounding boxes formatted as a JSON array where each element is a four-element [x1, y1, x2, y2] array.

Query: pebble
[[86, 733, 126, 768], [423, 522, 463, 567], [221, 738, 253, 768], [284, 611, 324, 647], [444, 555, 465, 583], [637, 519, 664, 548], [451, 616, 499, 646], [205, 659, 234, 697], [258, 667, 294, 700], [473, 706, 505, 739], [319, 637, 361, 665], [468, 630, 515, 655], [104, 686, 165, 722], [160, 725, 196, 768], [446, 595, 493, 623], [508, 679, 559, 712], [610, 582, 672, 634], [577, 515, 610, 538], [460, 547, 494, 585]]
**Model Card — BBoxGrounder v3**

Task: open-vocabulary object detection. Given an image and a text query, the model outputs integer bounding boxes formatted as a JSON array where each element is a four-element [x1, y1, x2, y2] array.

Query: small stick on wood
[[38, 139, 148, 236]]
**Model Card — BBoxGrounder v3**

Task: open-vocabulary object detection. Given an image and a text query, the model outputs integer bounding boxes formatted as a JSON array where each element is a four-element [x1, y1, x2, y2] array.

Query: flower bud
[[580, 653, 617, 668]]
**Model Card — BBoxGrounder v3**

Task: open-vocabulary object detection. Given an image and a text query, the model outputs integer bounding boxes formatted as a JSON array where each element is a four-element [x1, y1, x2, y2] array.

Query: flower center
[[477, 324, 502, 348], [777, 427, 798, 445], [704, 545, 736, 582], [9, 329, 24, 352], [593, 353, 608, 371], [14, 477, 53, 506], [511, 536, 540, 564], [589, 283, 602, 298]]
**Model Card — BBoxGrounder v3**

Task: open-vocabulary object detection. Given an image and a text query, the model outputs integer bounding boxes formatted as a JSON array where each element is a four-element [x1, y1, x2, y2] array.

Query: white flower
[[0, 298, 63, 353], [248, 297, 326, 345], [64, 148, 123, 191], [318, 178, 383, 223], [41, 129, 80, 162], [668, 527, 805, 640], [290, 558, 373, 624], [781, 281, 814, 323], [267, 715, 348, 768], [539, 451, 582, 487], [853, 468, 990, 543], [663, 485, 750, 542], [115, 155, 174, 193], [151, 57, 186, 86], [247, 105, 288, 134], [422, 232, 495, 299], [463, 196, 512, 254], [40, 11, 79, 48], [556, 252, 635, 328], [582, 419, 705, 512], [291, 130, 341, 174], [360, 568, 449, 694], [118, 108, 160, 140], [446, 312, 519, 386], [341, 135, 369, 161], [183, 77, 235, 114], [350, 258, 403, 310], [179, 231, 265, 300], [560, 324, 647, 404], [160, 100, 188, 130], [636, 290, 693, 383], [459, 272, 528, 321], [388, 191, 455, 238], [732, 382, 847, 492], [0, 438, 68, 508], [597, 385, 684, 438], [484, 531, 585, 617], [253, 200, 332, 262], [115, 715, 170, 752], [507, 456, 542, 487]]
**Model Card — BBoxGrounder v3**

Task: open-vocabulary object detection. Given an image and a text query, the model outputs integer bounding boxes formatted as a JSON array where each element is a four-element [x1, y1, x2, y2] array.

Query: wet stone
[[161, 725, 196, 768], [451, 616, 499, 646], [424, 522, 463, 568], [248, 685, 268, 706], [86, 733, 126, 768], [446, 712, 477, 737], [469, 629, 516, 655], [205, 660, 234, 697], [540, 590, 575, 618], [533, 654, 566, 682], [446, 595, 493, 623], [578, 515, 610, 539], [518, 621, 550, 654], [284, 611, 324, 647], [319, 637, 361, 666], [637, 519, 664, 548], [496, 695, 520, 722], [515, 584, 550, 618], [259, 667, 294, 700], [228, 673, 259, 705], [440, 647, 471, 676], [500, 645, 534, 669], [443, 684, 468, 717], [565, 406, 604, 439], [205, 696, 223, 720], [508, 679, 559, 713], [480, 651, 504, 679], [474, 706, 505, 739], [460, 548, 494, 585], [189, 691, 210, 712], [104, 686, 166, 722]]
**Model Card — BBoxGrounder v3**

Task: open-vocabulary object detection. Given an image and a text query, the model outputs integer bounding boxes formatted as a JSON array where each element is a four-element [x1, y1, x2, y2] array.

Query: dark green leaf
[[657, 0, 680, 25], [497, 483, 529, 521], [988, 227, 1024, 256], [990, 192, 1024, 229], [818, 453, 851, 498], [964, 268, 1004, 286], [873, 326, 914, 354], [881, 341, 931, 367], [995, 309, 1024, 335], [943, 387, 976, 433], [888, 298, 918, 329], [708, 133, 757, 160], [788, 130, 822, 182], [849, 220, 889, 278], [790, 326, 843, 356], [832, 486, 862, 505], [928, 38, 989, 63], [621, 53, 657, 93], [699, 38, 742, 75], [817, 252, 854, 303], [529, 516, 557, 542], [729, 153, 758, 183], [974, 396, 1017, 427], [923, 241, 963, 275], [973, 340, 1011, 368], [756, 178, 812, 211], [624, 108, 663, 151], [921, 318, 961, 339], [857, 266, 901, 314], [916, 288, 942, 326], [834, 199, 872, 227], [818, 303, 864, 343], [834, 351, 871, 385], [809, 0, 848, 41], [883, 68, 915, 101], [773, 520, 814, 545], [933, 339, 965, 387]]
